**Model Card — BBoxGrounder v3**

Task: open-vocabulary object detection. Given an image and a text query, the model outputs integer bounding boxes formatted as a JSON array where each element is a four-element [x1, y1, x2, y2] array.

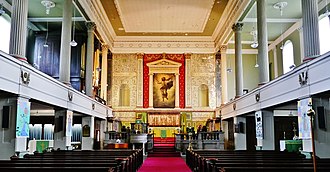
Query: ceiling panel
[[114, 0, 214, 33], [101, 0, 228, 36]]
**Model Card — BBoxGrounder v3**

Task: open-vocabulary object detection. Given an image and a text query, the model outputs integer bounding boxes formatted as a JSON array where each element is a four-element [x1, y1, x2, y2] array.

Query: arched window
[[119, 84, 130, 106], [0, 15, 11, 53], [319, 15, 330, 54], [282, 40, 295, 74], [199, 84, 209, 107]]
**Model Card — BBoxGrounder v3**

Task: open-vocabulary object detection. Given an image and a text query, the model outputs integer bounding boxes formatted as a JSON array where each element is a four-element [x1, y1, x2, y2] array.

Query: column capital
[[86, 21, 96, 31], [232, 23, 243, 32], [137, 52, 144, 59], [184, 53, 192, 59], [220, 45, 228, 53], [101, 44, 109, 51]]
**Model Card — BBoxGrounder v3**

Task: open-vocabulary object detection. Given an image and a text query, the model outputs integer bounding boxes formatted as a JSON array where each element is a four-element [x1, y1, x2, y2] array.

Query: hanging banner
[[298, 98, 312, 139], [16, 98, 31, 137], [255, 111, 263, 140], [66, 111, 73, 137]]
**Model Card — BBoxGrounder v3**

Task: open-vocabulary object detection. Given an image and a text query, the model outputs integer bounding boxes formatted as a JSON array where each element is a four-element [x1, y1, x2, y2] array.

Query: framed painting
[[153, 73, 175, 108]]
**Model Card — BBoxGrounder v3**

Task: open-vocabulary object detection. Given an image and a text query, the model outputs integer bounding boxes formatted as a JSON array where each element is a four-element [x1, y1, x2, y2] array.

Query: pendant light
[[43, 21, 49, 48], [70, 0, 77, 47], [254, 55, 259, 68], [273, 2, 287, 50]]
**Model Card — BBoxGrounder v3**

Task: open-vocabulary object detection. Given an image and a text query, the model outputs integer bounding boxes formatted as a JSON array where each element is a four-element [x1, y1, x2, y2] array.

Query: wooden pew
[[0, 149, 143, 172]]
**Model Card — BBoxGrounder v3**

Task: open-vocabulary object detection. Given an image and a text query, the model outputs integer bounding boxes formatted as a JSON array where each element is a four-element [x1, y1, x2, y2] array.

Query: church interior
[[0, 0, 330, 171]]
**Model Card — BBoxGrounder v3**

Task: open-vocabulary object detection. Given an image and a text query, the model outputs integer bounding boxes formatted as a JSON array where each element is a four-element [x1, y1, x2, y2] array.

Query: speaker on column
[[2, 106, 10, 128]]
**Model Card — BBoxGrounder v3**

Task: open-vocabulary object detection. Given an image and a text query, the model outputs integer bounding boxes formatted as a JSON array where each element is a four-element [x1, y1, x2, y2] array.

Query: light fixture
[[254, 55, 259, 68], [227, 56, 232, 72], [41, 0, 55, 15], [250, 29, 258, 48], [273, 2, 287, 50], [43, 21, 49, 48], [249, 5, 258, 49], [0, 3, 5, 16], [70, 0, 77, 47]]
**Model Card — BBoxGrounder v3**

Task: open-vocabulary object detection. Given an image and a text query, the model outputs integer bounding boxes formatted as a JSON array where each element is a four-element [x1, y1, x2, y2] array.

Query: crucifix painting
[[153, 73, 175, 108]]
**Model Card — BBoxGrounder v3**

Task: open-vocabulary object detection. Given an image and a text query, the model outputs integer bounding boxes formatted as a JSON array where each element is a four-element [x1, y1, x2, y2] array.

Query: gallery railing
[[175, 131, 224, 153]]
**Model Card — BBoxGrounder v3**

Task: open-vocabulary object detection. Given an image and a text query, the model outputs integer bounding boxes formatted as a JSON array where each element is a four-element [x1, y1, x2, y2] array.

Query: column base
[[303, 55, 319, 62], [11, 54, 27, 61]]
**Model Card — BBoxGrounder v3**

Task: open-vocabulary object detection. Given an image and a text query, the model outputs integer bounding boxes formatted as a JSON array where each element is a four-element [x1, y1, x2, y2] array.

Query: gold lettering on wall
[[148, 114, 180, 126]]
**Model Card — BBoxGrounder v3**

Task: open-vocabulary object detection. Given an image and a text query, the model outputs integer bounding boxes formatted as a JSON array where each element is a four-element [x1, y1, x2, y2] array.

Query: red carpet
[[154, 143, 174, 147], [138, 157, 191, 172]]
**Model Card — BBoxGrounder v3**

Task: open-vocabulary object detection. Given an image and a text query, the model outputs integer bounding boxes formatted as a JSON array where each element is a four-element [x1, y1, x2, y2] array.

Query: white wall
[[313, 97, 330, 158], [262, 111, 275, 150], [234, 116, 246, 150], [0, 98, 17, 159]]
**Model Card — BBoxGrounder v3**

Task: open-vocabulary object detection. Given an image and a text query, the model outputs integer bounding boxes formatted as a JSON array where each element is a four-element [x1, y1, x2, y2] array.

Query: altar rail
[[175, 132, 224, 153]]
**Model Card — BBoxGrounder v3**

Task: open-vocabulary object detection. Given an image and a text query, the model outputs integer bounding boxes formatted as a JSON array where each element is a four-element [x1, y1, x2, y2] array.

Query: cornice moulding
[[114, 36, 213, 42]]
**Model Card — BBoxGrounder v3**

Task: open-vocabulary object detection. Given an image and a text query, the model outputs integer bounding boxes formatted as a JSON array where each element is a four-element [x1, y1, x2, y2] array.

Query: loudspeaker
[[317, 106, 326, 130], [2, 106, 10, 128]]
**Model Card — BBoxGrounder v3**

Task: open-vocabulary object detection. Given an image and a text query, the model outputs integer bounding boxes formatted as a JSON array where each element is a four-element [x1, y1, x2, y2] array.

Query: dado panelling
[[190, 54, 216, 109], [112, 54, 138, 108]]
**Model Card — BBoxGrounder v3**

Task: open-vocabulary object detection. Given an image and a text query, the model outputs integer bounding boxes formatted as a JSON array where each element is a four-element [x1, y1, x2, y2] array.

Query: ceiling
[[2, 0, 329, 52], [100, 0, 228, 36]]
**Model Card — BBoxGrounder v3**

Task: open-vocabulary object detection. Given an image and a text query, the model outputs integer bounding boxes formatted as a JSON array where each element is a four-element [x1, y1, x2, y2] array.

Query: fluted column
[[100, 44, 108, 101], [302, 0, 320, 61], [220, 45, 228, 104], [136, 53, 144, 108], [257, 0, 270, 84], [59, 0, 72, 84], [85, 22, 96, 97], [232, 23, 244, 98], [175, 73, 180, 108], [9, 0, 28, 60], [149, 73, 154, 108]]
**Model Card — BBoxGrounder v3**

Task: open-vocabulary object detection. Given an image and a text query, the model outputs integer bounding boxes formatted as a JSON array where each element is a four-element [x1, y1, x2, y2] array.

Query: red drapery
[[143, 54, 185, 108]]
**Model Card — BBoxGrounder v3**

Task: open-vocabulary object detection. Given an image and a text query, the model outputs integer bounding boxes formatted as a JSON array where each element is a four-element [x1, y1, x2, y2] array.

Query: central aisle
[[138, 157, 192, 172]]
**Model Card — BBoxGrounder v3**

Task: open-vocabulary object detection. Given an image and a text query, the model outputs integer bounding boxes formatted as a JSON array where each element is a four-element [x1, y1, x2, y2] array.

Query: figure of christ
[[156, 76, 174, 102]]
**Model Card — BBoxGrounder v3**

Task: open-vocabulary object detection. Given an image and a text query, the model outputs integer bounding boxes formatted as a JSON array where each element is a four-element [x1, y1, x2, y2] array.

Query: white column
[[149, 73, 154, 108], [136, 53, 144, 108], [220, 45, 228, 104], [175, 73, 180, 108], [59, 0, 72, 84], [82, 116, 95, 150], [185, 53, 192, 108], [232, 23, 244, 97], [257, 0, 270, 84], [302, 0, 320, 61], [85, 22, 96, 97], [9, 0, 28, 60], [273, 49, 278, 78], [54, 110, 73, 150], [100, 45, 108, 101]]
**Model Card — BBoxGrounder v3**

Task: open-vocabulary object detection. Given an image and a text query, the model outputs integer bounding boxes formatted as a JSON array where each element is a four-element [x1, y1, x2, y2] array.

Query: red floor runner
[[138, 157, 191, 172]]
